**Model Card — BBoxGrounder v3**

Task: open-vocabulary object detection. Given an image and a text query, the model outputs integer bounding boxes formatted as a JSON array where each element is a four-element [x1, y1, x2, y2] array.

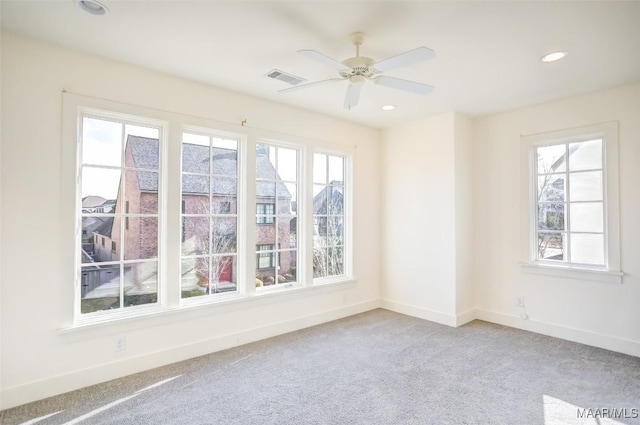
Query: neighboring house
[[82, 196, 116, 213], [85, 136, 294, 296]]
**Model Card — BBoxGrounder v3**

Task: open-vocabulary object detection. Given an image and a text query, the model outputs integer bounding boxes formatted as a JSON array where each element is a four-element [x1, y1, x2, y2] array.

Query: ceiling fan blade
[[373, 76, 434, 95], [344, 82, 363, 110], [373, 46, 435, 73], [298, 49, 348, 71], [279, 78, 345, 93]]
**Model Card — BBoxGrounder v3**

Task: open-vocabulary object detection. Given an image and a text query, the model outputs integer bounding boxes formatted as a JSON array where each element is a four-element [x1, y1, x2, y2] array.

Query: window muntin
[[79, 116, 161, 314], [181, 133, 239, 298], [535, 139, 605, 266], [312, 153, 345, 279], [255, 143, 298, 288]]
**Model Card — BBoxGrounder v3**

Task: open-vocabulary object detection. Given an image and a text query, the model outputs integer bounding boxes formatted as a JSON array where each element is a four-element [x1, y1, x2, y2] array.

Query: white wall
[[0, 32, 381, 409], [473, 82, 640, 356], [453, 114, 475, 321], [380, 113, 461, 324]]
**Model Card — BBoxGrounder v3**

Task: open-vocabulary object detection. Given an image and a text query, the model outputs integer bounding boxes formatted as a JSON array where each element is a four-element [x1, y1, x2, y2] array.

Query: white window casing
[[520, 121, 622, 284]]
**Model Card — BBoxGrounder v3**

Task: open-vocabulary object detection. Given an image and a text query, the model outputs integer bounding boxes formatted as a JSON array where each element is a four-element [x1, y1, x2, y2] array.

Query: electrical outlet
[[516, 297, 525, 308], [114, 336, 126, 352]]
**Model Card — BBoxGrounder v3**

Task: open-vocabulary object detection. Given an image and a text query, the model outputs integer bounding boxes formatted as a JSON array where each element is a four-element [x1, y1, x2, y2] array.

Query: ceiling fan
[[280, 32, 435, 110]]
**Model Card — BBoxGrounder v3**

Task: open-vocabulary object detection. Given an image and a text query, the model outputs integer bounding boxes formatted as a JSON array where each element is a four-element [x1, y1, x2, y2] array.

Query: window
[[79, 114, 161, 314], [66, 94, 353, 324], [521, 122, 622, 283], [313, 153, 345, 279], [256, 244, 276, 269], [256, 203, 275, 224], [181, 132, 239, 298], [255, 143, 299, 287]]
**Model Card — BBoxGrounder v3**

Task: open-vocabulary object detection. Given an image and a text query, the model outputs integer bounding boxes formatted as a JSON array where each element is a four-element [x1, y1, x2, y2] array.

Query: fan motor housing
[[341, 56, 376, 78]]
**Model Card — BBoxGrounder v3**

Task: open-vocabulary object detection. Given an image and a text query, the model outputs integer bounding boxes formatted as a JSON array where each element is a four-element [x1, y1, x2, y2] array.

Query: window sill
[[59, 278, 356, 335], [521, 262, 623, 284]]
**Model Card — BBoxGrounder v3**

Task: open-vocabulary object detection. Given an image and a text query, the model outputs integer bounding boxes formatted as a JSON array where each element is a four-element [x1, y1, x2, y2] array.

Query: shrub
[[277, 275, 287, 283], [264, 276, 275, 285], [283, 273, 295, 281], [255, 278, 263, 287]]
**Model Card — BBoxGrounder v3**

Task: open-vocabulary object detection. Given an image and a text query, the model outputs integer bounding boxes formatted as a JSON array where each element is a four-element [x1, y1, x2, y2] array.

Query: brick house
[[87, 136, 294, 294]]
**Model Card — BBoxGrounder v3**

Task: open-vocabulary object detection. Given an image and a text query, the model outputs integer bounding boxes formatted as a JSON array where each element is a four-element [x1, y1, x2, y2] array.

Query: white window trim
[[520, 121, 622, 283], [311, 150, 353, 284], [62, 93, 354, 328]]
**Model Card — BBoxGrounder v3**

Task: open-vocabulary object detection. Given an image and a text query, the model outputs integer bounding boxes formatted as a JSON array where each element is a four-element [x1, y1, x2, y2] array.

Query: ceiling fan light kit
[[280, 32, 435, 110]]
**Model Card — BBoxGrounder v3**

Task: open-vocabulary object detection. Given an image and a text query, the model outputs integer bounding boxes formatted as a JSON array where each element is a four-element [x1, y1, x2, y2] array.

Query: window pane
[[125, 134, 159, 170], [124, 217, 158, 260], [571, 234, 604, 265], [123, 262, 157, 307], [328, 186, 344, 215], [212, 141, 237, 176], [125, 171, 158, 213], [313, 153, 327, 184], [212, 177, 237, 197], [327, 247, 344, 276], [182, 176, 210, 214], [328, 156, 344, 184], [327, 217, 344, 245], [537, 144, 566, 174], [182, 137, 210, 173], [570, 202, 603, 233], [256, 222, 276, 246], [537, 174, 564, 202], [313, 185, 327, 214], [81, 217, 114, 263], [277, 148, 297, 182], [80, 264, 121, 313], [280, 183, 297, 216], [211, 255, 236, 293], [212, 198, 235, 214], [314, 217, 328, 246], [211, 217, 237, 254], [182, 217, 209, 256], [279, 250, 297, 282], [279, 219, 296, 249], [256, 181, 276, 199], [538, 204, 565, 231], [569, 139, 602, 171], [125, 124, 159, 140], [256, 144, 276, 180], [81, 167, 121, 206], [256, 267, 277, 286], [570, 171, 603, 201], [537, 232, 565, 261], [82, 117, 122, 167], [313, 248, 328, 278], [181, 256, 209, 298]]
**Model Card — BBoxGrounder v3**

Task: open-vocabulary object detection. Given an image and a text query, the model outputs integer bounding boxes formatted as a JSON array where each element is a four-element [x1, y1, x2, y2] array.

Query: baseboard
[[0, 299, 380, 410], [476, 308, 640, 358], [380, 299, 458, 327], [455, 308, 477, 327]]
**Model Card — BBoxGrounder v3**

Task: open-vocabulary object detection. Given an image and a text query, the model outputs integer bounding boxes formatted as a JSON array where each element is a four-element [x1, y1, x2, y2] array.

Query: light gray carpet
[[2, 309, 639, 425]]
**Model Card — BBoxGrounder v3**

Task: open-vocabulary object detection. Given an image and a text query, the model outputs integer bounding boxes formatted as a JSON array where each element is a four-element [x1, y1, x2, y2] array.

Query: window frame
[[520, 122, 622, 283], [312, 151, 352, 284], [62, 93, 355, 328]]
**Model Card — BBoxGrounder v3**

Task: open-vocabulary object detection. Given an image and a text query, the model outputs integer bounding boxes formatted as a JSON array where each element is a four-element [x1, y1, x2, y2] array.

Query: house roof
[[82, 195, 108, 208], [127, 136, 290, 198], [90, 216, 114, 238]]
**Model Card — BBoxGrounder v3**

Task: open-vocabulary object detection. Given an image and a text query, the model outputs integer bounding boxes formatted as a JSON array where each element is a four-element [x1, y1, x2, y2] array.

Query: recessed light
[[382, 105, 396, 111], [74, 0, 109, 15], [541, 51, 567, 63]]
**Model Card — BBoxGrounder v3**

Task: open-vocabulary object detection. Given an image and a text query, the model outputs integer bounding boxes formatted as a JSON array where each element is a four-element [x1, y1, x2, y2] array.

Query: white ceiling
[[2, 1, 639, 128]]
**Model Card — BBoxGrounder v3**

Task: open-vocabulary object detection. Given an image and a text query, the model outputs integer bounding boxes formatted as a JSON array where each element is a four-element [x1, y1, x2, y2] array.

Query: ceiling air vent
[[266, 69, 306, 86]]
